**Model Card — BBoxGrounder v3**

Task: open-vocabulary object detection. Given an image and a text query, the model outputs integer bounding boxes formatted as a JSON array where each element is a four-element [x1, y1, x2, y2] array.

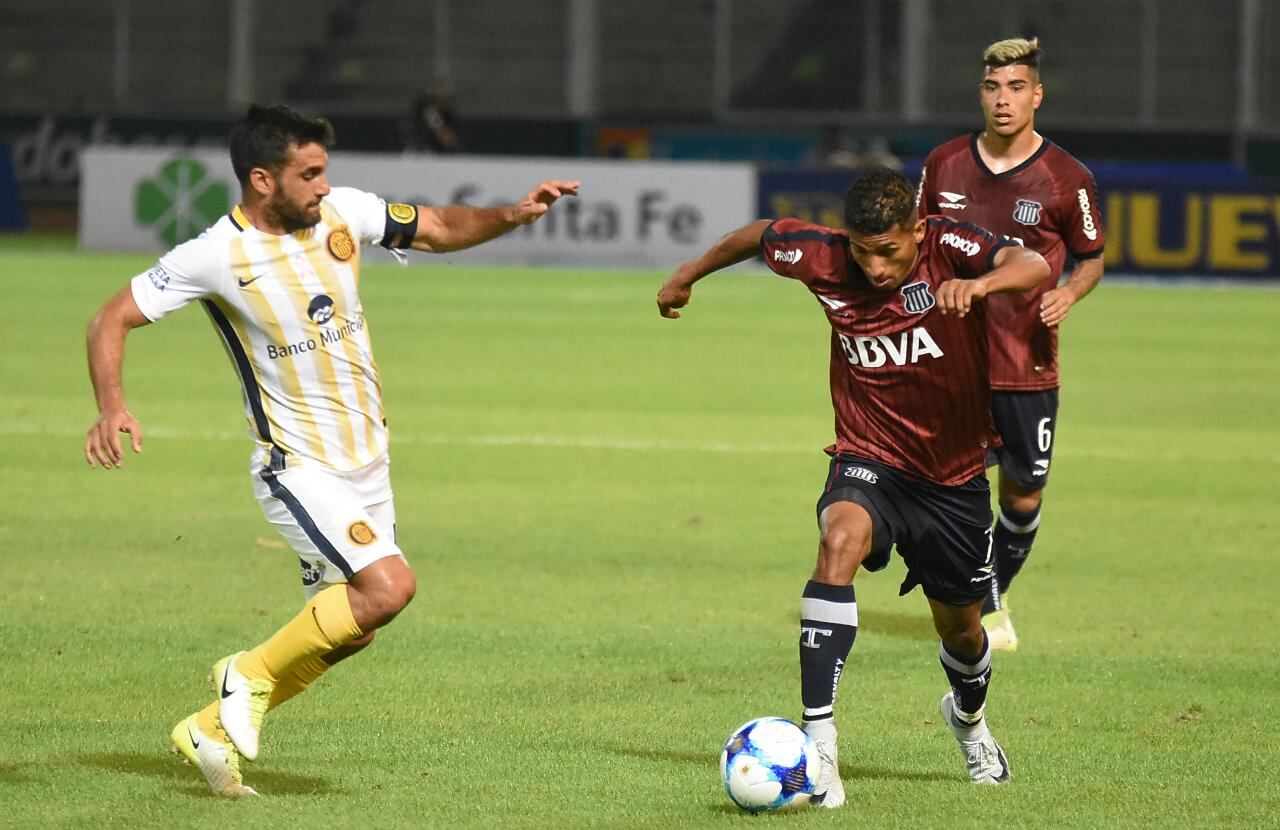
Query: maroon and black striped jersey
[[761, 216, 1018, 486], [919, 134, 1105, 390]]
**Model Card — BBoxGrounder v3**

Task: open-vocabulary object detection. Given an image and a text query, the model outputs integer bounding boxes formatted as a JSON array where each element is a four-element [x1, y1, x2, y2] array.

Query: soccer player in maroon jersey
[[657, 168, 1049, 800], [918, 37, 1106, 651]]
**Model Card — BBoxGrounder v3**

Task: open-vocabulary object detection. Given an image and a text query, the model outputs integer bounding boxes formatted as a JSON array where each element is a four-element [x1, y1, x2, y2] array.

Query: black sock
[[994, 504, 1041, 595], [799, 580, 857, 722], [940, 633, 992, 719]]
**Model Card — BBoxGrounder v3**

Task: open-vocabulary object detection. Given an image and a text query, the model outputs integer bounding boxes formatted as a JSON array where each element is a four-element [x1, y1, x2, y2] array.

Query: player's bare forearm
[[656, 220, 771, 318], [938, 247, 1049, 318], [411, 179, 580, 253], [1061, 256, 1104, 302], [981, 246, 1050, 296], [1040, 255, 1103, 326], [84, 286, 150, 468]]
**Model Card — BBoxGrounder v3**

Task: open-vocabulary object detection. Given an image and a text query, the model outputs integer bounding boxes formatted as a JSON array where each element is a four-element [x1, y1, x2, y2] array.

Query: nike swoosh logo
[[220, 668, 234, 699], [237, 275, 263, 288], [188, 724, 200, 749]]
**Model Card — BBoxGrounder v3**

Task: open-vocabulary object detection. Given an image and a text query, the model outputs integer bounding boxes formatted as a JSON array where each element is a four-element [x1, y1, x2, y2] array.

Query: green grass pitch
[[2, 235, 1277, 828]]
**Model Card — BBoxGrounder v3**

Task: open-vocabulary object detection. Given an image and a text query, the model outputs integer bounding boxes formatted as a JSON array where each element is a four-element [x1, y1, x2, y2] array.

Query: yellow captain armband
[[381, 203, 419, 249]]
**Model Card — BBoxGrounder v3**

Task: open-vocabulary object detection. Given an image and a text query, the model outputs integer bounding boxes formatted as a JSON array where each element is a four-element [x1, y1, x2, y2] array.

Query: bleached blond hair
[[983, 37, 1041, 71]]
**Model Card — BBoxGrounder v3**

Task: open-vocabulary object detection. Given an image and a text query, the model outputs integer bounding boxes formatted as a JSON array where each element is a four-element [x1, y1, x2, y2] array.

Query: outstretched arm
[[935, 245, 1050, 318], [656, 219, 773, 319], [1040, 255, 1103, 326], [85, 285, 152, 468], [410, 179, 580, 253]]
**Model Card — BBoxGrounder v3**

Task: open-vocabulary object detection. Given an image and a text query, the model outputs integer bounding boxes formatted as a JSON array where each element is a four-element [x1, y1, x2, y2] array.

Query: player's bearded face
[[847, 220, 925, 291], [270, 142, 331, 232], [979, 64, 1042, 137]]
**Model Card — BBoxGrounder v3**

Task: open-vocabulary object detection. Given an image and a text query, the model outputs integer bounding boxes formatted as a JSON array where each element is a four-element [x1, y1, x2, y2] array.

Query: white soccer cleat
[[169, 714, 258, 797], [804, 730, 846, 808], [213, 652, 273, 761], [984, 596, 1019, 652], [940, 693, 1011, 785]]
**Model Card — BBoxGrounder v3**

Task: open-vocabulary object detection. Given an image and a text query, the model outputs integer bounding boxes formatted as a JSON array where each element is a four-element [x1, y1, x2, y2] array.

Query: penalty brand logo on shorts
[[347, 521, 377, 546]]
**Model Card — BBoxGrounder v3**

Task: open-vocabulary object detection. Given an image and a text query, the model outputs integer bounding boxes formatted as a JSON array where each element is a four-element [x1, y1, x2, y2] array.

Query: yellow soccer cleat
[[983, 595, 1019, 652], [169, 714, 258, 797], [213, 652, 274, 761]]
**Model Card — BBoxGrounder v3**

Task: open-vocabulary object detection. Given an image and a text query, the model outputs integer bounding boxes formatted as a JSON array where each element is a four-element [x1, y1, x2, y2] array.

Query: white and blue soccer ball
[[719, 717, 818, 813]]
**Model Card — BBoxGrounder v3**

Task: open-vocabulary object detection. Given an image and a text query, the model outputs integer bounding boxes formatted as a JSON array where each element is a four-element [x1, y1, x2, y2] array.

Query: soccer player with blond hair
[[84, 104, 579, 796], [919, 37, 1106, 650]]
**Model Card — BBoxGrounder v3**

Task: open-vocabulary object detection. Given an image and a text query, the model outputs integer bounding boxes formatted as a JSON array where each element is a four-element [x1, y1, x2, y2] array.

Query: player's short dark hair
[[843, 167, 917, 235], [983, 37, 1041, 72], [229, 104, 334, 184]]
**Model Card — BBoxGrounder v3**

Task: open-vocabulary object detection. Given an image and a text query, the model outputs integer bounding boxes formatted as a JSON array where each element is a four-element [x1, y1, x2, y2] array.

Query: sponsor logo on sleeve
[[773, 248, 804, 264], [939, 232, 981, 256], [1077, 188, 1098, 240], [1013, 199, 1043, 226], [145, 265, 171, 291]]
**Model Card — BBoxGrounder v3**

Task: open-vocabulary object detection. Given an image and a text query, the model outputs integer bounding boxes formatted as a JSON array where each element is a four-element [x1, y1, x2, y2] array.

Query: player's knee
[[816, 522, 871, 581], [374, 570, 416, 624], [353, 563, 417, 629], [936, 614, 985, 656], [1000, 487, 1043, 514]]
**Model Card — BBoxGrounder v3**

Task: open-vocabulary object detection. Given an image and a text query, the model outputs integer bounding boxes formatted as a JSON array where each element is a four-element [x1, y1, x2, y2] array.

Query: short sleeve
[[1058, 165, 1105, 258], [929, 218, 1019, 280], [325, 187, 390, 245], [760, 218, 847, 289], [129, 235, 221, 322]]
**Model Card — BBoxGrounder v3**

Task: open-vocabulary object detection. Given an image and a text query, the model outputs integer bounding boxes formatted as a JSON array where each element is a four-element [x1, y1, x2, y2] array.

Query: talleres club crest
[[900, 281, 935, 314]]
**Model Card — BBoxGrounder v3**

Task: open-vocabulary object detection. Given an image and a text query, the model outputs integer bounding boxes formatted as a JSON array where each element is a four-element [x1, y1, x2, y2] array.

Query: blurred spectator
[[816, 126, 903, 171], [403, 80, 460, 154]]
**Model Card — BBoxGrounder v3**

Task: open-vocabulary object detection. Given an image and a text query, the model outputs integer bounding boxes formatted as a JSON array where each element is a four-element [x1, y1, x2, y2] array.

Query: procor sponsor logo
[[838, 326, 944, 367], [1077, 188, 1098, 240], [774, 248, 804, 264], [939, 232, 981, 256]]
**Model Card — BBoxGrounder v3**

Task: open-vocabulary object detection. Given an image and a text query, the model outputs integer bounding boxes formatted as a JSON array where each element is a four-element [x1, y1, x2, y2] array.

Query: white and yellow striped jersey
[[130, 187, 412, 473]]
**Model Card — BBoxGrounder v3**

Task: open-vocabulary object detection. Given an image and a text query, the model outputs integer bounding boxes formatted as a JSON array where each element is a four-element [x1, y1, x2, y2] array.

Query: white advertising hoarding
[[80, 147, 756, 268]]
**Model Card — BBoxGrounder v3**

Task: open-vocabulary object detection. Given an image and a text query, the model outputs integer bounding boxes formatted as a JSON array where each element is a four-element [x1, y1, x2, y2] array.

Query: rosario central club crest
[[900, 281, 936, 314]]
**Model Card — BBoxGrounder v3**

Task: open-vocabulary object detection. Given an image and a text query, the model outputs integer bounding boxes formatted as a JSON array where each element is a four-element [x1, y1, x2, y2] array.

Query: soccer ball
[[719, 717, 818, 813]]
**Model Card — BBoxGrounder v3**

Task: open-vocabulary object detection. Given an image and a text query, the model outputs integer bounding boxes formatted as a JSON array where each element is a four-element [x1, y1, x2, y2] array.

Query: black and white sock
[[939, 633, 992, 722], [985, 505, 1041, 612], [799, 580, 857, 730]]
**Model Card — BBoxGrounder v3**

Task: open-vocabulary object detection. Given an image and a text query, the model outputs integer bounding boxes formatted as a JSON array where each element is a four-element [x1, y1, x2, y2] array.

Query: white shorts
[[252, 451, 403, 599]]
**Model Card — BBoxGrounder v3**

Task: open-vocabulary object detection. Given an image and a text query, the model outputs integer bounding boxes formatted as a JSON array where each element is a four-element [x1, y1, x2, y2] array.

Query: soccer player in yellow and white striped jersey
[[84, 104, 579, 796]]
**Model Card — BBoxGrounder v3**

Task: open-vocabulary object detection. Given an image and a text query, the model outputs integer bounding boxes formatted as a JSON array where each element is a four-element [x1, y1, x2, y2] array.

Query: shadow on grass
[[78, 752, 339, 796], [0, 763, 32, 784], [611, 746, 952, 784], [858, 608, 937, 640]]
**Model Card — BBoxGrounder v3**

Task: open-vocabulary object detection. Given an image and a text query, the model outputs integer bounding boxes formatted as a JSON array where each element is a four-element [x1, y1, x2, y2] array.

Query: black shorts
[[816, 455, 994, 606], [987, 388, 1059, 490]]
